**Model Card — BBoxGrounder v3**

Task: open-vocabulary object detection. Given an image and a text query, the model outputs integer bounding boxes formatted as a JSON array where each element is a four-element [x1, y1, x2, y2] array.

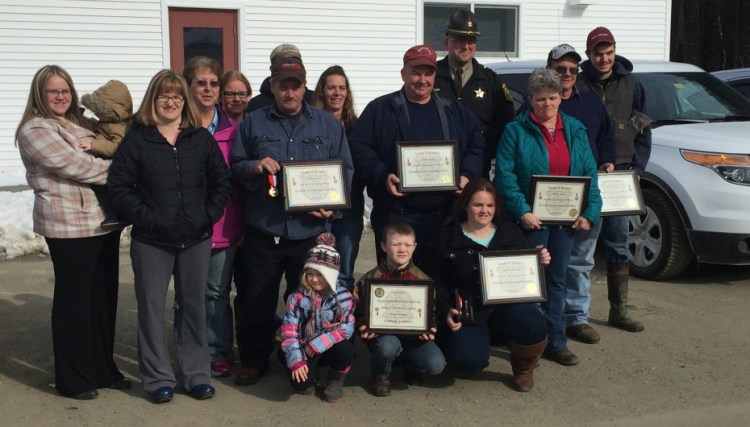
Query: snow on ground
[[0, 189, 47, 259]]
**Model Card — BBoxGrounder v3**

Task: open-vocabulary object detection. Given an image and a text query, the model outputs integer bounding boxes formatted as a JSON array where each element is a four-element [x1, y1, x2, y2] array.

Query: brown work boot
[[508, 338, 547, 392], [566, 323, 601, 344], [371, 374, 392, 397], [607, 263, 645, 332], [234, 367, 263, 385], [544, 349, 580, 366]]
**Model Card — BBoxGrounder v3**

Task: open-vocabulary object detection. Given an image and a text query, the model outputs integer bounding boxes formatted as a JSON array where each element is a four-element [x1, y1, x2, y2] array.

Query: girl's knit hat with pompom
[[303, 232, 340, 290]]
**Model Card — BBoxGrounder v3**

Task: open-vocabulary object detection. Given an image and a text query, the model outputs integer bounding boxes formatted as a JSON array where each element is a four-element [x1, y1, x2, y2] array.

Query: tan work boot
[[607, 263, 645, 332], [566, 323, 601, 344]]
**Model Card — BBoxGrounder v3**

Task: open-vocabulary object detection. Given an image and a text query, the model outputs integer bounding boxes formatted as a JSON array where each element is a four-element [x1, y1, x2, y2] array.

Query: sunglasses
[[195, 79, 220, 88], [555, 66, 579, 75]]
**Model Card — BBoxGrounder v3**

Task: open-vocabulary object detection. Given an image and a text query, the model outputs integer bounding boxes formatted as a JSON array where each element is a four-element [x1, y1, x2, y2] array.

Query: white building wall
[[0, 0, 670, 175]]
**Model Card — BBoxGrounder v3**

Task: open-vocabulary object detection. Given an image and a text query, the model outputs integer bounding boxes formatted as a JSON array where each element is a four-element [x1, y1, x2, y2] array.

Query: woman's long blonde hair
[[15, 65, 86, 143], [135, 69, 201, 129]]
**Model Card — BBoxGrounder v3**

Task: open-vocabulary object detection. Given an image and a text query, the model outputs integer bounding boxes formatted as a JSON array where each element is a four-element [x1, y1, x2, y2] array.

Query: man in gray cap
[[546, 43, 615, 347], [231, 55, 353, 386], [245, 43, 314, 113], [434, 9, 515, 179]]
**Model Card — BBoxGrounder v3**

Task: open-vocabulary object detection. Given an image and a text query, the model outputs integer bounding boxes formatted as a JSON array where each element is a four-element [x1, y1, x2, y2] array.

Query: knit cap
[[303, 232, 340, 291]]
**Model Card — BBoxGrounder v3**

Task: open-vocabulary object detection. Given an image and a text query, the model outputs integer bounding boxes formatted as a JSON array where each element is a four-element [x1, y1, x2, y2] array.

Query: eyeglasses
[[555, 66, 579, 75], [223, 91, 249, 98], [46, 89, 71, 97], [157, 95, 185, 103], [195, 79, 220, 88]]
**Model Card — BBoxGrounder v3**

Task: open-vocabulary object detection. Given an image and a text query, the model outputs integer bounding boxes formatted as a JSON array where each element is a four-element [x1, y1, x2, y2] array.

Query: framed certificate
[[529, 175, 590, 225], [279, 160, 350, 212], [396, 140, 459, 192], [478, 250, 547, 305], [598, 171, 646, 216], [362, 279, 435, 335]]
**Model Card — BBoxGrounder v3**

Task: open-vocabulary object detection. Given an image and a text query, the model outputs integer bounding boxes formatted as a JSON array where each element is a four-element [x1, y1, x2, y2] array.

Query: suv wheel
[[628, 188, 693, 280]]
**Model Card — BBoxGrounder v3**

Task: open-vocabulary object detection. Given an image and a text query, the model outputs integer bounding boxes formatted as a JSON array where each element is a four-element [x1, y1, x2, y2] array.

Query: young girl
[[280, 233, 355, 403]]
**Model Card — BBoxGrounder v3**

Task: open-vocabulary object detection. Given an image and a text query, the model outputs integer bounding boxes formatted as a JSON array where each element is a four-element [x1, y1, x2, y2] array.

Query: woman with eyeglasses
[[16, 65, 129, 400], [182, 58, 245, 380], [220, 70, 252, 122], [495, 68, 601, 367], [108, 69, 231, 403]]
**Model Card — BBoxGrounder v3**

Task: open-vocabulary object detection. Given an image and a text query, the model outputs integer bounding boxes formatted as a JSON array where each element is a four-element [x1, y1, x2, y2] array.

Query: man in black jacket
[[434, 9, 514, 179]]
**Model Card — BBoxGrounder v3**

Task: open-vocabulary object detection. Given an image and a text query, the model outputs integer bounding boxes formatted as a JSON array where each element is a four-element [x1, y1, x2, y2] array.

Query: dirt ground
[[1, 229, 750, 427]]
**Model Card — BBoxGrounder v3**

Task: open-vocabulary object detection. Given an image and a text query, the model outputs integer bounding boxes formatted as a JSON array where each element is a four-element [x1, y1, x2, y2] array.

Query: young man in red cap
[[434, 9, 515, 180], [348, 44, 484, 269], [577, 27, 651, 334]]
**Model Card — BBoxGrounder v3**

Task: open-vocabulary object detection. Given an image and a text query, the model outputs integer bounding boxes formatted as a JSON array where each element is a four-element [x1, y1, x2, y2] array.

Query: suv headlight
[[681, 150, 750, 185]]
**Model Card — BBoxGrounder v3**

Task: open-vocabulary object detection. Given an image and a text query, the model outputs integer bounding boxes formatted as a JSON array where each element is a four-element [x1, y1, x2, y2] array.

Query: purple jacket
[[212, 107, 244, 248]]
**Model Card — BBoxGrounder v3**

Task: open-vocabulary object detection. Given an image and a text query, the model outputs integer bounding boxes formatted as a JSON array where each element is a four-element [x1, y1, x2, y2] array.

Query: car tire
[[628, 188, 693, 280]]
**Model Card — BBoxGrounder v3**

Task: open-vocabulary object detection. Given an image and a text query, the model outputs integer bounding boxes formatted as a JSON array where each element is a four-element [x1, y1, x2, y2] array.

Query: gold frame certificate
[[280, 160, 350, 212], [529, 175, 591, 225], [362, 279, 435, 335], [478, 250, 547, 305], [396, 140, 459, 192], [598, 171, 646, 216]]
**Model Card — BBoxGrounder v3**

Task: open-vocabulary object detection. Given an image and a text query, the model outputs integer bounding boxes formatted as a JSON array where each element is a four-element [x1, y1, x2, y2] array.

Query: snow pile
[[0, 190, 48, 259]]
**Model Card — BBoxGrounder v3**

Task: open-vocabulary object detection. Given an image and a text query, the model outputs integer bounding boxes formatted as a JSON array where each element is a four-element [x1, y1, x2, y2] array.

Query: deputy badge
[[474, 87, 485, 99], [502, 83, 513, 102]]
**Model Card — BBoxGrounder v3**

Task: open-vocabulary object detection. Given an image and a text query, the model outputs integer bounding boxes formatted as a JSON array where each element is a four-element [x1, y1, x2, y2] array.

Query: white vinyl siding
[[0, 0, 670, 174]]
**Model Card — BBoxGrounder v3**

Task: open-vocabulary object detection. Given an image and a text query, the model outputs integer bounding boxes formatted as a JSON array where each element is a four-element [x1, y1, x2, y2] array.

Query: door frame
[[161, 1, 245, 71]]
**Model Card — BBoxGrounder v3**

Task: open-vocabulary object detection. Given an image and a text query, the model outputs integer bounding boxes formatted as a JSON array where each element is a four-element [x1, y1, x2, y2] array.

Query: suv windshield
[[638, 72, 750, 125]]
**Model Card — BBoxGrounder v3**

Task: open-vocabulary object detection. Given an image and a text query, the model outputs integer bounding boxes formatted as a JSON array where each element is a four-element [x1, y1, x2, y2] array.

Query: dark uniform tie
[[454, 67, 463, 98]]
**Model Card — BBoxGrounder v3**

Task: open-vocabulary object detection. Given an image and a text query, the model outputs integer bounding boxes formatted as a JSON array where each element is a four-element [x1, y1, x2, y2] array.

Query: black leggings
[[279, 340, 354, 391]]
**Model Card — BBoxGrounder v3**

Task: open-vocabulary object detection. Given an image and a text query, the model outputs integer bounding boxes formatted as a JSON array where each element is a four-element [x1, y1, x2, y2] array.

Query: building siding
[[0, 0, 669, 174]]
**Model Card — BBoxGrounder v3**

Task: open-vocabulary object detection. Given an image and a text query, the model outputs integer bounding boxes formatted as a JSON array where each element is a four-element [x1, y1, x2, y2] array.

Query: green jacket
[[494, 110, 601, 225]]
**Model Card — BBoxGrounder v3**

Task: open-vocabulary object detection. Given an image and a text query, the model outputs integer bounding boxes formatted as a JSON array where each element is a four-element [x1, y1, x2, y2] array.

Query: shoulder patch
[[502, 83, 513, 102]]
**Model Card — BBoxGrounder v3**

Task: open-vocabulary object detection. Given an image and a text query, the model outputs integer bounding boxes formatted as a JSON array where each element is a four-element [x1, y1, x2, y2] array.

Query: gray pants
[[131, 238, 212, 393]]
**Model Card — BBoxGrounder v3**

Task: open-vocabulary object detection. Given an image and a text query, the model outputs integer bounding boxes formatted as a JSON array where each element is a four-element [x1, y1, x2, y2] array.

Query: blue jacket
[[348, 89, 484, 213], [231, 101, 354, 240], [494, 111, 602, 225], [559, 88, 616, 167]]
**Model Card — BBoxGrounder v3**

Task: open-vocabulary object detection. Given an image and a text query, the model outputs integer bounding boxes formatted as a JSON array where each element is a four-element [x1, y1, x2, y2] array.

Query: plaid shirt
[[18, 117, 111, 238]]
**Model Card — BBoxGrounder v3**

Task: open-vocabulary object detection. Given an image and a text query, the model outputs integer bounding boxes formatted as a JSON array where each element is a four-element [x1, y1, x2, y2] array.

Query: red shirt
[[531, 112, 571, 176]]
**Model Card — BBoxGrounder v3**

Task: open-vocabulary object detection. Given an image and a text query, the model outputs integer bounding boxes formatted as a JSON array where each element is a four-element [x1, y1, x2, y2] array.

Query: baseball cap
[[403, 44, 437, 68], [269, 43, 302, 63], [548, 43, 582, 62], [586, 27, 616, 52], [270, 56, 306, 83]]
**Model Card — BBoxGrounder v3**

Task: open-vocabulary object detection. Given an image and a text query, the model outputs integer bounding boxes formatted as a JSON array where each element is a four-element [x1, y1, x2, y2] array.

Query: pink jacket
[[212, 108, 244, 248]]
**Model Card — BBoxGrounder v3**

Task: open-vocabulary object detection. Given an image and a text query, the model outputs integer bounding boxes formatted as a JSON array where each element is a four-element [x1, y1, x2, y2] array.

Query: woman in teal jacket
[[495, 68, 601, 367]]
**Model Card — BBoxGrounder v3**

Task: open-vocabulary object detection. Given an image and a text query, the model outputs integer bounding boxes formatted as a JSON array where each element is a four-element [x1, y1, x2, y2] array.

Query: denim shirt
[[231, 101, 354, 240]]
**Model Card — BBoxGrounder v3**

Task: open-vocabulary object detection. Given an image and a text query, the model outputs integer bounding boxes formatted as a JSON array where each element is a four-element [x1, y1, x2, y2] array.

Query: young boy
[[353, 222, 446, 397]]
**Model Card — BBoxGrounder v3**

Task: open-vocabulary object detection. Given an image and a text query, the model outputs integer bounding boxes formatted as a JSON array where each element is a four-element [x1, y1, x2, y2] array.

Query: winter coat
[[108, 122, 231, 248], [17, 117, 111, 238], [348, 89, 484, 214], [80, 80, 133, 158], [494, 110, 602, 226], [427, 221, 531, 324], [211, 107, 244, 249], [280, 284, 355, 371], [577, 55, 652, 172]]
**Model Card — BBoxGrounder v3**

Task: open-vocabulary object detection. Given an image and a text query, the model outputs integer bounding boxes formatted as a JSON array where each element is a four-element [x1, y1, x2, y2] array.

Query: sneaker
[[544, 349, 580, 366], [211, 360, 232, 378], [566, 323, 601, 344]]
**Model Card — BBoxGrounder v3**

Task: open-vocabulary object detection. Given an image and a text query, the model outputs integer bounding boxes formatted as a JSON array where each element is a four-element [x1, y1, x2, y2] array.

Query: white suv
[[488, 60, 750, 280]]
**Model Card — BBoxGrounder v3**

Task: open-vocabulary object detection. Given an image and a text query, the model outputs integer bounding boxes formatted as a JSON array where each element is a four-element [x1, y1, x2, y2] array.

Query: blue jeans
[[525, 227, 576, 352], [367, 335, 445, 376], [563, 215, 630, 326], [206, 246, 237, 361], [331, 207, 364, 292], [438, 303, 547, 373]]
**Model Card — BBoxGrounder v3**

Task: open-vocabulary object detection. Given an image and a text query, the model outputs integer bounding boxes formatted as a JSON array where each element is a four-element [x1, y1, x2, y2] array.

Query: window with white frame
[[424, 2, 519, 57]]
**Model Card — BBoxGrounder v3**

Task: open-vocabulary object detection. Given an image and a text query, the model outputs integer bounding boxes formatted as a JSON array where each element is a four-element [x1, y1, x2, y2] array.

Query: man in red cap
[[577, 27, 651, 334], [349, 44, 484, 267], [434, 9, 515, 180]]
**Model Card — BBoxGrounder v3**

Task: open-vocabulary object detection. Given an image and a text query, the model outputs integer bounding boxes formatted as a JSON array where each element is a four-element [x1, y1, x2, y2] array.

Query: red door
[[169, 8, 238, 73]]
